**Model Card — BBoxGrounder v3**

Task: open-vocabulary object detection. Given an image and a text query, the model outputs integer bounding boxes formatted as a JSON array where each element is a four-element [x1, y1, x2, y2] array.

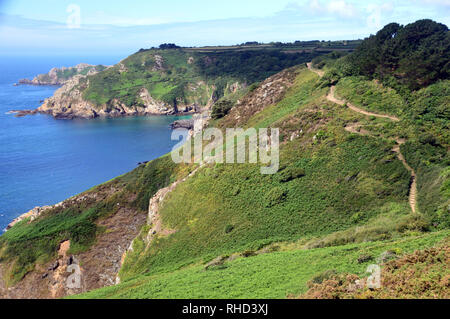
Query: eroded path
[[306, 62, 325, 77], [308, 62, 417, 213]]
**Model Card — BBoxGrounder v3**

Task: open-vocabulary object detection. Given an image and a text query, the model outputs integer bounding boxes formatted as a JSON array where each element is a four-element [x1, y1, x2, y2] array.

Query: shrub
[[309, 269, 338, 285], [211, 99, 234, 119]]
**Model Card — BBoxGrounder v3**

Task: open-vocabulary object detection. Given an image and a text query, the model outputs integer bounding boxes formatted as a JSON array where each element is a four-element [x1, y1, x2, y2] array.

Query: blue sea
[[0, 56, 189, 231]]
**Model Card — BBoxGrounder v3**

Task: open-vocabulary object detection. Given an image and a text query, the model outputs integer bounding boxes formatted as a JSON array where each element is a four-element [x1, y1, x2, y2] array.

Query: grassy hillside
[[73, 231, 449, 299], [299, 236, 449, 299], [118, 68, 419, 282]]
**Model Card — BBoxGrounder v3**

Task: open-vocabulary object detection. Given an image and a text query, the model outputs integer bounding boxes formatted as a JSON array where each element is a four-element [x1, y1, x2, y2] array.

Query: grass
[[72, 231, 449, 299]]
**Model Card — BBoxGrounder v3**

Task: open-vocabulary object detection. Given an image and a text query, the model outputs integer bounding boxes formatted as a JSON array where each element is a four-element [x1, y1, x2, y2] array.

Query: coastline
[[8, 108, 197, 120]]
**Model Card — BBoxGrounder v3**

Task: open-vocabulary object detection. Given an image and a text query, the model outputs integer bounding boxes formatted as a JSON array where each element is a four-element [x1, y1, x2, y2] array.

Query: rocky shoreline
[[5, 205, 55, 231]]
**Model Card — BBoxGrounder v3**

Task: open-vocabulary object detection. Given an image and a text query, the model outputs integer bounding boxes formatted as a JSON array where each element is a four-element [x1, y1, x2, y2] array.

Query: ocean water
[[0, 56, 190, 231]]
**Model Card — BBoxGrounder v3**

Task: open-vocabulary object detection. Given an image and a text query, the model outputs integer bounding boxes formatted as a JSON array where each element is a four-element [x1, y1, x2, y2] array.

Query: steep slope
[[74, 231, 449, 299]]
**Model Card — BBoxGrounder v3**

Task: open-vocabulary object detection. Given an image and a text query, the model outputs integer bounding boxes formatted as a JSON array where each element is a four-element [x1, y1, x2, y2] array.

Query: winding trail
[[307, 62, 417, 213], [327, 86, 401, 122]]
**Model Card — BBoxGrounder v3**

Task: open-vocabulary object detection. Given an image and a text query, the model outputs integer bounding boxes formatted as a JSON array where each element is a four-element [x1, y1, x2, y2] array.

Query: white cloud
[[302, 0, 359, 18]]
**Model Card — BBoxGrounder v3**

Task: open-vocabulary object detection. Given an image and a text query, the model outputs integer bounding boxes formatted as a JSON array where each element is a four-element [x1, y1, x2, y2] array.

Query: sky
[[0, 0, 449, 57]]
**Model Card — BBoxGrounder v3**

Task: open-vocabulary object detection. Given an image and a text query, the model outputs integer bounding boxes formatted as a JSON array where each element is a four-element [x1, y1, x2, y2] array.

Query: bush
[[211, 99, 233, 119], [278, 167, 306, 182]]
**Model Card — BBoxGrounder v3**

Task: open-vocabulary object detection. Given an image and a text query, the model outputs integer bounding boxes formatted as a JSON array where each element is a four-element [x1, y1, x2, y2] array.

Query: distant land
[[15, 63, 109, 86], [11, 40, 360, 120]]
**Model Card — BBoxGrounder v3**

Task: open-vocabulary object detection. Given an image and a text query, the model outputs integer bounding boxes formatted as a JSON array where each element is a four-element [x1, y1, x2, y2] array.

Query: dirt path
[[306, 62, 325, 77], [327, 86, 400, 122], [307, 62, 417, 213]]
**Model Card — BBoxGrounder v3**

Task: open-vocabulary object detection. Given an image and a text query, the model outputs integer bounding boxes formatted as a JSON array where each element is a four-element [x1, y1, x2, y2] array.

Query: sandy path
[[393, 140, 417, 213], [327, 86, 400, 122]]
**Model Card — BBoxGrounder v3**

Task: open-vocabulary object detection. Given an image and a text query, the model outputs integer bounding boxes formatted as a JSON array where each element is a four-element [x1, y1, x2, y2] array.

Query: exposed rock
[[152, 55, 165, 72], [357, 255, 374, 264], [170, 119, 194, 130], [8, 110, 38, 117], [377, 250, 398, 264], [205, 256, 227, 270], [220, 66, 299, 127], [6, 205, 52, 230]]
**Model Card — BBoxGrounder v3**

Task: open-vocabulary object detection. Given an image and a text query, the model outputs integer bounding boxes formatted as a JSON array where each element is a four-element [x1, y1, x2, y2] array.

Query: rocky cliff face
[[35, 75, 196, 119]]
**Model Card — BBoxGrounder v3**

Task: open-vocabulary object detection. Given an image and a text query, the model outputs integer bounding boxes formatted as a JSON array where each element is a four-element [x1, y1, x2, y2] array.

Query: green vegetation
[[194, 50, 317, 84], [335, 76, 407, 116], [211, 99, 233, 119], [0, 20, 448, 299], [300, 238, 449, 299], [80, 48, 328, 109], [72, 231, 448, 299], [350, 19, 449, 90], [118, 68, 414, 282], [55, 65, 106, 80]]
